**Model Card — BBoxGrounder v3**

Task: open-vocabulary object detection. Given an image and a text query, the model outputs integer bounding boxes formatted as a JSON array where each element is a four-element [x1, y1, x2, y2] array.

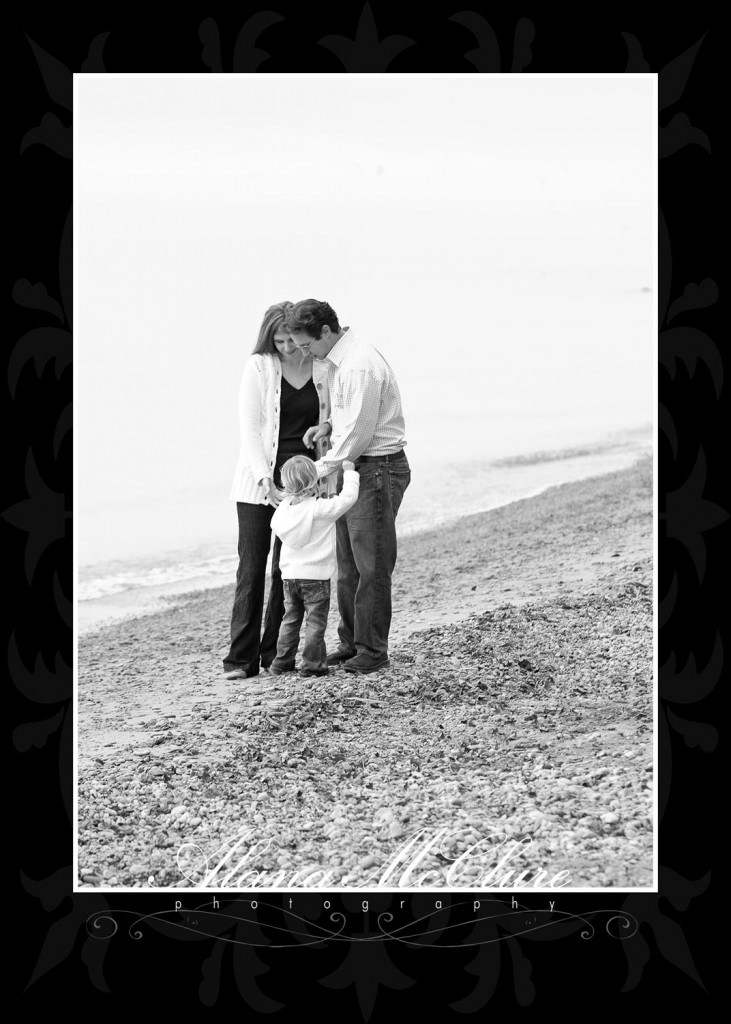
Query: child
[[269, 456, 360, 676]]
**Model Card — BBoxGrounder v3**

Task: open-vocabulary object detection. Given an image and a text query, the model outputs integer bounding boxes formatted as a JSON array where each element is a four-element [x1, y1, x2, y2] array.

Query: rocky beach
[[77, 456, 654, 890]]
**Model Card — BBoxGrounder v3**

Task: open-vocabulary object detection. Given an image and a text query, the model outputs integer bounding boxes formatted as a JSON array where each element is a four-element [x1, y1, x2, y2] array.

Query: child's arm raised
[[312, 469, 360, 522]]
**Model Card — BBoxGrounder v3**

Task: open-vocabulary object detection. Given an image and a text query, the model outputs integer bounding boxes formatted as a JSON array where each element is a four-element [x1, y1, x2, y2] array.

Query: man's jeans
[[336, 454, 411, 661], [272, 579, 331, 673], [223, 502, 283, 675]]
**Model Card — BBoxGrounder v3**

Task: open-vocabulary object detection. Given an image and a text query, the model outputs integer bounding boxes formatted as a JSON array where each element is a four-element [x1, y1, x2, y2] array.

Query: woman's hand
[[343, 460, 356, 472], [303, 422, 332, 450], [259, 477, 282, 507]]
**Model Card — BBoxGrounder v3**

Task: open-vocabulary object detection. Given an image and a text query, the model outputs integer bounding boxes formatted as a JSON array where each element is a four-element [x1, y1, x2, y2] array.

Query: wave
[[78, 553, 237, 602], [489, 428, 651, 470]]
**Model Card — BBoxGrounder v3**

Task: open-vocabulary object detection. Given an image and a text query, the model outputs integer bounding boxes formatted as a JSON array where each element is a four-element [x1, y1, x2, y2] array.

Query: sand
[[78, 456, 653, 890]]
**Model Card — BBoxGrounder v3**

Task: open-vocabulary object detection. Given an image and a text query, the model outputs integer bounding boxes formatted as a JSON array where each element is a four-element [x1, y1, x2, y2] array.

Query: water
[[77, 426, 651, 635], [75, 78, 654, 635]]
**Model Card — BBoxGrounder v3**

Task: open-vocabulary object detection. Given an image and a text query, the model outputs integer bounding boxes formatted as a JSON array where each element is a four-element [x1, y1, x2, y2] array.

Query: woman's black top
[[277, 375, 319, 459]]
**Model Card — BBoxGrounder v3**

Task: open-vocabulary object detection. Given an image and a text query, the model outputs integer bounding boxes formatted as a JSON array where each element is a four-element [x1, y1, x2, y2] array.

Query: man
[[283, 299, 410, 674]]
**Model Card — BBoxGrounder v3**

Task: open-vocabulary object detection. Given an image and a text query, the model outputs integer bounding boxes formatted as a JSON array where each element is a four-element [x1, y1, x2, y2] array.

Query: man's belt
[[355, 450, 406, 464]]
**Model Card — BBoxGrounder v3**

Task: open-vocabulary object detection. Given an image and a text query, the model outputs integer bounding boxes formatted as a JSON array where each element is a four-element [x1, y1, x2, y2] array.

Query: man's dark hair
[[283, 299, 341, 339]]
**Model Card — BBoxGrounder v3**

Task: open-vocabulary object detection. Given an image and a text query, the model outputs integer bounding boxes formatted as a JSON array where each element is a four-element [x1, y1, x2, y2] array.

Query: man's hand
[[342, 460, 356, 472], [303, 422, 332, 449]]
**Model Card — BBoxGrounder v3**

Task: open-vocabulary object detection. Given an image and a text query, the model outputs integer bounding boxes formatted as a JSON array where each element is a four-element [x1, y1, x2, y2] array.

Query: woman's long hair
[[251, 301, 294, 355]]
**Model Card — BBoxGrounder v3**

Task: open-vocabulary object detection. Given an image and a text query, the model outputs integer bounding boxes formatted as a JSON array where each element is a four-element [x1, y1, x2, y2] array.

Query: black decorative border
[[9, 8, 722, 1014]]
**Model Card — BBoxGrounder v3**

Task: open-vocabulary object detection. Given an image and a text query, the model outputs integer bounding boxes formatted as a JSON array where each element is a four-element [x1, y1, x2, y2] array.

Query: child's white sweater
[[271, 470, 360, 580]]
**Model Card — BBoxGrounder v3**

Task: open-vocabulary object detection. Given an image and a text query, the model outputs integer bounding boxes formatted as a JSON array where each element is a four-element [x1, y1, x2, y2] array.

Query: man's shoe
[[326, 648, 357, 667], [223, 668, 250, 680], [269, 663, 295, 676], [342, 654, 390, 674], [300, 668, 329, 677]]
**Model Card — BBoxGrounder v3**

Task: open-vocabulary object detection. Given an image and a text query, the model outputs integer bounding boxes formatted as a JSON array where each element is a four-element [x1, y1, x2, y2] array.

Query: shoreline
[[78, 451, 652, 637], [78, 456, 653, 889]]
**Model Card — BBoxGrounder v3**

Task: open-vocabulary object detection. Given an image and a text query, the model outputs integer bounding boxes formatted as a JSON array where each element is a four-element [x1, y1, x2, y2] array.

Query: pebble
[[359, 855, 377, 869], [295, 865, 321, 880]]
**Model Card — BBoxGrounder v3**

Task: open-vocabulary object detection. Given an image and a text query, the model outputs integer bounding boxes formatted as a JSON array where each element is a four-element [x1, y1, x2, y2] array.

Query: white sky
[[75, 74, 655, 565]]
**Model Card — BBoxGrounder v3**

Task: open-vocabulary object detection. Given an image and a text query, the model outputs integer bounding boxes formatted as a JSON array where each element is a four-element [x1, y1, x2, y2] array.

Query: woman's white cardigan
[[229, 353, 334, 504], [229, 353, 283, 504]]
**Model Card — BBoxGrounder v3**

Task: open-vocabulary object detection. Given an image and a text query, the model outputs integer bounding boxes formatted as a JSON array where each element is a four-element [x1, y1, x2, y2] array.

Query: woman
[[223, 301, 323, 679]]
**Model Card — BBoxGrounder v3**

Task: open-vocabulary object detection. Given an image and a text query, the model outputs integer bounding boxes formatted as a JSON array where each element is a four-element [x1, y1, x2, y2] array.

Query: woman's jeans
[[272, 579, 331, 673], [223, 502, 283, 675], [335, 454, 411, 660]]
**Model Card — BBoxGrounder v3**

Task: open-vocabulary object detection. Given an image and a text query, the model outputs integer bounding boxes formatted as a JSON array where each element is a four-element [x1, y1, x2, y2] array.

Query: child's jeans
[[271, 579, 331, 673]]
